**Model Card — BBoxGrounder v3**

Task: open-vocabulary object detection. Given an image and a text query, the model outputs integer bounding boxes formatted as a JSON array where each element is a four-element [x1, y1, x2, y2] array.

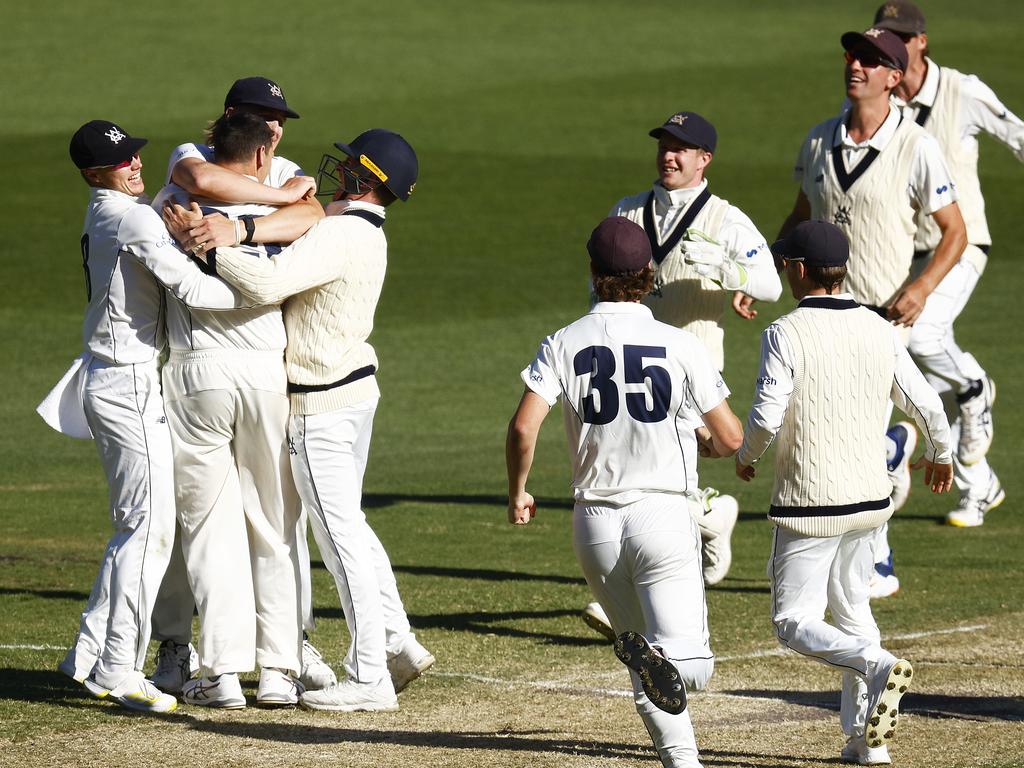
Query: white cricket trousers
[[770, 524, 898, 737], [163, 353, 303, 677], [289, 396, 413, 684], [71, 359, 175, 685], [574, 495, 710, 768]]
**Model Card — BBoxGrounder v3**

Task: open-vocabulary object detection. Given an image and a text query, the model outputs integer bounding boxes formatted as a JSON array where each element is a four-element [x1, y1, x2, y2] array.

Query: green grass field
[[1, 1, 1022, 766]]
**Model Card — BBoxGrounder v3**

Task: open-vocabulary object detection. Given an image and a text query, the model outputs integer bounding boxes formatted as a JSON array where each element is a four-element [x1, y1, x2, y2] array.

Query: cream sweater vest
[[914, 63, 990, 252], [804, 116, 925, 307], [616, 191, 730, 370], [769, 302, 895, 537]]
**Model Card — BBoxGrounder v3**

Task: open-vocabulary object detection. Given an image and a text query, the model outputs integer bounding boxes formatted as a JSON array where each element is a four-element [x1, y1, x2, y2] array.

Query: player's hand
[[911, 456, 954, 493], [682, 229, 745, 291], [185, 214, 236, 254], [508, 491, 536, 525], [162, 200, 203, 246], [695, 426, 714, 457], [732, 291, 758, 319], [735, 457, 755, 482], [886, 283, 929, 326], [281, 175, 317, 202]]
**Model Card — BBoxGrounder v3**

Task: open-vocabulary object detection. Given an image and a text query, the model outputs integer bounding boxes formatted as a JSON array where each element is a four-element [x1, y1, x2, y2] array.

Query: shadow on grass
[[0, 586, 89, 601], [723, 688, 1024, 721], [363, 493, 573, 510]]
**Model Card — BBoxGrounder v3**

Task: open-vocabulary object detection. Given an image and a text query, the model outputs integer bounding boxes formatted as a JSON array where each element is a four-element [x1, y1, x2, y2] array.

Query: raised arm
[[172, 156, 314, 206], [505, 389, 551, 524]]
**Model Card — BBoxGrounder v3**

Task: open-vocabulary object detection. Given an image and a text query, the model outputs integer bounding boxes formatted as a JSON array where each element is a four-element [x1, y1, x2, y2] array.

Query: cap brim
[[229, 100, 300, 119], [648, 125, 711, 152], [333, 141, 356, 157], [769, 238, 788, 258], [108, 137, 148, 166]]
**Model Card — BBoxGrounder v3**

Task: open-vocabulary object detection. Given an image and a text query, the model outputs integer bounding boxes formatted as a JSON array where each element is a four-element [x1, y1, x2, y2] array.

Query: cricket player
[[873, 0, 1023, 527], [46, 120, 254, 714], [152, 112, 317, 709], [736, 219, 952, 765], [580, 111, 782, 640], [508, 216, 744, 768], [179, 128, 434, 711], [149, 76, 335, 696], [778, 26, 967, 597]]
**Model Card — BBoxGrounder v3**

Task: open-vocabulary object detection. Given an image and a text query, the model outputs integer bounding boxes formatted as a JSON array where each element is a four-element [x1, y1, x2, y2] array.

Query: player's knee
[[676, 657, 714, 691], [908, 326, 945, 358], [772, 615, 803, 646]]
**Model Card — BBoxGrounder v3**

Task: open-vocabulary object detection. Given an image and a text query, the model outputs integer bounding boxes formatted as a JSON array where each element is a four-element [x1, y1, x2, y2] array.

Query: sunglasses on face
[[104, 154, 139, 170], [844, 49, 898, 70]]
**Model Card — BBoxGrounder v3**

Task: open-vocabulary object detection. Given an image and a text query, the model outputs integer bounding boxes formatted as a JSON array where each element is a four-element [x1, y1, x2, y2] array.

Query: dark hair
[[591, 265, 655, 303], [207, 112, 273, 163], [805, 263, 847, 292]]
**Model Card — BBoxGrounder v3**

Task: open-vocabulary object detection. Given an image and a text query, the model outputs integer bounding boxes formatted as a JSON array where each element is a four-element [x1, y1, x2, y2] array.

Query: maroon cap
[[841, 28, 909, 72], [587, 217, 652, 276], [873, 1, 926, 35]]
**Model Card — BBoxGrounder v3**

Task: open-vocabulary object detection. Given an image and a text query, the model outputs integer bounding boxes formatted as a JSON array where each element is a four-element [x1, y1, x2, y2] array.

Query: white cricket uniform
[[44, 187, 247, 686], [895, 60, 1023, 499], [610, 180, 782, 371], [211, 202, 421, 687], [150, 181, 303, 677], [522, 301, 728, 768], [738, 294, 950, 739], [794, 106, 957, 312], [152, 145, 318, 646]]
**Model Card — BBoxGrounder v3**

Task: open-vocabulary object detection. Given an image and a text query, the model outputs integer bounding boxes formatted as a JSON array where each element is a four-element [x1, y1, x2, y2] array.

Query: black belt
[[914, 243, 991, 261], [288, 365, 376, 394]]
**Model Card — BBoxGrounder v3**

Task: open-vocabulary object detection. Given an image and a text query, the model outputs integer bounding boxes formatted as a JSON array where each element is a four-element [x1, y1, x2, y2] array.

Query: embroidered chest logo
[[834, 205, 852, 226], [269, 84, 283, 98], [105, 127, 126, 144]]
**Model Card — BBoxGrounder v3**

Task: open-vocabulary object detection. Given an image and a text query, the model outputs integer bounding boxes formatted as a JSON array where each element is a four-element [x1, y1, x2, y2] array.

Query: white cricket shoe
[[256, 667, 304, 707], [581, 601, 615, 643], [299, 676, 398, 712], [946, 473, 1005, 528], [85, 670, 177, 714], [864, 657, 913, 748], [841, 734, 891, 765], [182, 673, 246, 709], [300, 637, 337, 691], [886, 422, 917, 512], [150, 640, 197, 693], [698, 488, 739, 586], [58, 642, 96, 684], [387, 636, 435, 693], [868, 550, 900, 600], [958, 377, 995, 465]]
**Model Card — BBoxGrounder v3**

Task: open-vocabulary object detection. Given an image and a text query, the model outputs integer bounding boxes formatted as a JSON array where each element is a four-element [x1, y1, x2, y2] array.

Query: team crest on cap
[[105, 126, 126, 144], [407, 182, 416, 196], [882, 4, 900, 18], [669, 113, 689, 126], [269, 83, 283, 98], [864, 28, 884, 37]]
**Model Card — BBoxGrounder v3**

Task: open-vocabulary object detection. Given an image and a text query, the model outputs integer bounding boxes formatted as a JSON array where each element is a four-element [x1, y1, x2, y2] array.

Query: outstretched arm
[[505, 389, 551, 525], [172, 156, 315, 206]]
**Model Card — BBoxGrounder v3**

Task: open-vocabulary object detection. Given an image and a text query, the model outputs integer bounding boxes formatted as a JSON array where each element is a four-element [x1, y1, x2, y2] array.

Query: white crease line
[[435, 624, 989, 699], [0, 644, 64, 651]]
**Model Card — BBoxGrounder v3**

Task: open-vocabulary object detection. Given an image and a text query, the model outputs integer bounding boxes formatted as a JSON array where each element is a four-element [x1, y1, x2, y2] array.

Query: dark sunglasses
[[844, 49, 899, 70]]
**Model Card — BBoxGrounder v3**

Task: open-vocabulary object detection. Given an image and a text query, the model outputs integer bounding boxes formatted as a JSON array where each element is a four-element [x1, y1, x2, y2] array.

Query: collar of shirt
[[834, 104, 902, 151], [798, 292, 855, 306], [653, 178, 708, 210], [93, 187, 149, 205], [589, 301, 654, 317], [893, 56, 939, 110], [326, 198, 387, 220]]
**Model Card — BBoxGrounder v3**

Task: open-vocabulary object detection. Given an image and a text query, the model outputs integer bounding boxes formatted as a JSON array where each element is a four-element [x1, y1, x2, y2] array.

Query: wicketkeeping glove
[[681, 229, 747, 291]]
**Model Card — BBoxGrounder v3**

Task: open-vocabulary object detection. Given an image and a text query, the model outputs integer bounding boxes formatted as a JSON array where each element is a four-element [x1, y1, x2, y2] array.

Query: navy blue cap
[[587, 217, 652, 276], [334, 129, 418, 201], [771, 220, 849, 267], [873, 1, 926, 35], [224, 76, 300, 119], [649, 111, 717, 153], [841, 28, 909, 72], [70, 120, 147, 169]]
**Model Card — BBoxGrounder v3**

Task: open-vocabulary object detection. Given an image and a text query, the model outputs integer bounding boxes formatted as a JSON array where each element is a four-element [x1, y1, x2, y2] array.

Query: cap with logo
[[770, 220, 850, 268], [334, 129, 419, 202], [872, 0, 926, 35], [841, 27, 909, 72], [224, 76, 300, 119], [587, 217, 653, 276], [69, 120, 147, 170], [649, 111, 717, 154]]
